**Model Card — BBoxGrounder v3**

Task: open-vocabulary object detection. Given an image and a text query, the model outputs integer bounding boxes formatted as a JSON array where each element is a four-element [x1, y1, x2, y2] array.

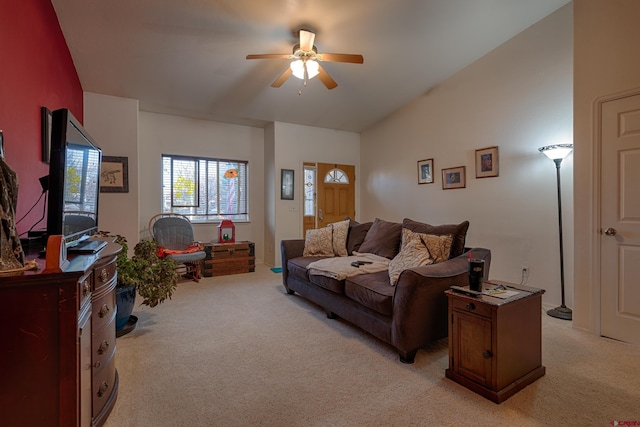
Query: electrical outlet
[[522, 266, 529, 275]]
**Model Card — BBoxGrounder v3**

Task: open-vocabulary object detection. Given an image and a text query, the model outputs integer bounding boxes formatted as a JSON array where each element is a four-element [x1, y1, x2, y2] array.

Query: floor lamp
[[539, 144, 573, 320]]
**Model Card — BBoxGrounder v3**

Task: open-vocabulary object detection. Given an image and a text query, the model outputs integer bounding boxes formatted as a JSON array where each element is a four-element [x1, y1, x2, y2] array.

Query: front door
[[316, 163, 355, 229], [600, 93, 640, 344]]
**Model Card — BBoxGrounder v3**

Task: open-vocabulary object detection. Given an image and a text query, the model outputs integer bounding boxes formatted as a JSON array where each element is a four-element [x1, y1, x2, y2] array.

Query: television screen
[[47, 109, 102, 248]]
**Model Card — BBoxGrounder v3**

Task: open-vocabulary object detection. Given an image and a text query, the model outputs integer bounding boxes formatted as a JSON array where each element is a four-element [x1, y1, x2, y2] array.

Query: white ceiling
[[52, 0, 570, 133]]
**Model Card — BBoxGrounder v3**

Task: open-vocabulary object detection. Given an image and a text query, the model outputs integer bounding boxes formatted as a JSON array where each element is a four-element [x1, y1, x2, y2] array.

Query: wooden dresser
[[201, 241, 255, 277], [0, 239, 120, 426]]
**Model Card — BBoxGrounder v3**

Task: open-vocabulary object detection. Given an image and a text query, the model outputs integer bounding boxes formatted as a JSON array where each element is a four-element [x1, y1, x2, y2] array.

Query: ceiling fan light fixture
[[290, 59, 319, 80], [306, 60, 319, 79]]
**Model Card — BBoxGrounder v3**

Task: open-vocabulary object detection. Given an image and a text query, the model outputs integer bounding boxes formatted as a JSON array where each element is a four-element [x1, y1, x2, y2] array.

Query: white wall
[[361, 5, 573, 308], [573, 0, 640, 332], [138, 112, 265, 262], [84, 92, 139, 252], [268, 122, 360, 267]]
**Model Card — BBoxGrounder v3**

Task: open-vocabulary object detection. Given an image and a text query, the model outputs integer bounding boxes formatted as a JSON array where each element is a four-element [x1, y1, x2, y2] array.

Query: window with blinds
[[161, 154, 249, 222]]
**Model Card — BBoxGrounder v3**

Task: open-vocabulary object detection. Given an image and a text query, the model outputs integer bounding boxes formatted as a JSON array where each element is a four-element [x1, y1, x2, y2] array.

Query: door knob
[[603, 227, 617, 236]]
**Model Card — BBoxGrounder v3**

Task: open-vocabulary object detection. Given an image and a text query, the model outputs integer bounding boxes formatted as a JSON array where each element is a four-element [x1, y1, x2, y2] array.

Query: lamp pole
[[539, 144, 573, 321]]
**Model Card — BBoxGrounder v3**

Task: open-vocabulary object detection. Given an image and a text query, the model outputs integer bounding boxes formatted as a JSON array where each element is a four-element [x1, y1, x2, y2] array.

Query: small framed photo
[[281, 169, 294, 200], [475, 146, 499, 178], [417, 158, 434, 184], [100, 156, 129, 193], [41, 107, 52, 163], [442, 166, 466, 190]]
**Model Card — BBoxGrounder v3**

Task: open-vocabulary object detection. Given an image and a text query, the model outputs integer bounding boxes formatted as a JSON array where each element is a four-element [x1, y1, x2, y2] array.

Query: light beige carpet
[[104, 265, 640, 427]]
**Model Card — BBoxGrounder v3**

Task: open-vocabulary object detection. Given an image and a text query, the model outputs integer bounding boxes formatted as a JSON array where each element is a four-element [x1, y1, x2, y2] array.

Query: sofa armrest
[[391, 247, 491, 355], [280, 239, 305, 288]]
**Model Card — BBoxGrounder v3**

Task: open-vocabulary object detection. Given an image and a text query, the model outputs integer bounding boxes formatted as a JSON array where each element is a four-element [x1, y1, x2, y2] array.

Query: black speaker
[[39, 175, 49, 192]]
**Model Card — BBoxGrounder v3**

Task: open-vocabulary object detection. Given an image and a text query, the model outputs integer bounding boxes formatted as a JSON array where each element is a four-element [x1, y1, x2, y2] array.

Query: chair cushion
[[153, 216, 196, 250]]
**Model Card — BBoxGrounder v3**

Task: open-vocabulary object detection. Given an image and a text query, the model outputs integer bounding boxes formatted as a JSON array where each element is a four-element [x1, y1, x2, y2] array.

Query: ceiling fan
[[246, 29, 364, 90]]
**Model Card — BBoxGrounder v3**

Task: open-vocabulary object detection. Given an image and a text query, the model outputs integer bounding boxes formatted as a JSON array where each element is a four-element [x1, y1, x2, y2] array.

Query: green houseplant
[[98, 232, 179, 331], [117, 237, 179, 308]]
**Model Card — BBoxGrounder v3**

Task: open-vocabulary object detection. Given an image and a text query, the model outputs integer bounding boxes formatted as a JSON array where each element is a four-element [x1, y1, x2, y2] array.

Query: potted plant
[[98, 232, 179, 334]]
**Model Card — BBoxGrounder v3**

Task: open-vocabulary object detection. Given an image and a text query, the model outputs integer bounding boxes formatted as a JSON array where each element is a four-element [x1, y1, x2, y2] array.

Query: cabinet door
[[452, 310, 492, 387]]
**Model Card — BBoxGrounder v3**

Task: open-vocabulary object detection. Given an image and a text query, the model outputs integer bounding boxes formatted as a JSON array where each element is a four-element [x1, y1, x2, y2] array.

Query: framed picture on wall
[[100, 156, 129, 193], [475, 146, 499, 178], [442, 166, 466, 190], [281, 169, 294, 200], [41, 107, 52, 164], [417, 158, 434, 184]]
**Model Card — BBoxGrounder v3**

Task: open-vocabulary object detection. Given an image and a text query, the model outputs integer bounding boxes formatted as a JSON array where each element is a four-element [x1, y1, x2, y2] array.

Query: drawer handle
[[99, 304, 110, 318], [465, 303, 475, 311], [483, 350, 493, 359], [99, 268, 109, 282], [82, 281, 91, 297], [97, 381, 109, 397], [98, 340, 109, 355]]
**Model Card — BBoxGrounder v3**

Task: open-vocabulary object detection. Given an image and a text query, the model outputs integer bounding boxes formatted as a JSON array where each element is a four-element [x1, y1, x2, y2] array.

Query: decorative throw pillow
[[388, 228, 433, 286], [358, 218, 403, 259], [423, 234, 453, 264], [303, 227, 334, 257], [347, 220, 372, 255], [329, 219, 350, 257], [402, 218, 469, 258]]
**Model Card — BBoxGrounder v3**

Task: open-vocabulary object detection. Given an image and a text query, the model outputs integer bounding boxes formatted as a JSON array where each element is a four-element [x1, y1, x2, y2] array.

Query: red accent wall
[[0, 1, 83, 235]]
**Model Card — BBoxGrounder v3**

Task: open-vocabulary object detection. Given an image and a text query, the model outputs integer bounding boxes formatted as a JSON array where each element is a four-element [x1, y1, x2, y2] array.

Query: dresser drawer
[[94, 259, 117, 292], [452, 297, 492, 318], [77, 272, 93, 311], [92, 287, 116, 331], [92, 355, 117, 415], [92, 315, 116, 371]]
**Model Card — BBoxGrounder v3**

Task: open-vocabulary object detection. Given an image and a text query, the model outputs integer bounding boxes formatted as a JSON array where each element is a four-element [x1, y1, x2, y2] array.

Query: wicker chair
[[149, 213, 206, 282]]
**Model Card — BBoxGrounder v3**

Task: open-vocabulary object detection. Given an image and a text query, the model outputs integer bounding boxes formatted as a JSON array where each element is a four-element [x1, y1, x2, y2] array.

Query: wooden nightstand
[[445, 282, 545, 403]]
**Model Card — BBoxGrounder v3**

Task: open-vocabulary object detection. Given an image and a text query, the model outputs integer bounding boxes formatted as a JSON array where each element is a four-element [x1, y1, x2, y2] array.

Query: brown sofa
[[280, 218, 491, 363]]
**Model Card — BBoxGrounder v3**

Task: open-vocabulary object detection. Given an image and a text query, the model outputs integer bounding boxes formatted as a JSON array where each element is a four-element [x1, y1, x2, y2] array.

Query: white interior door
[[600, 93, 640, 344]]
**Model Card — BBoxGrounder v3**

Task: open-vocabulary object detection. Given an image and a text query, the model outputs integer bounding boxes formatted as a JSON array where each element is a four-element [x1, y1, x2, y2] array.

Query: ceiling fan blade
[[271, 67, 293, 88], [317, 65, 337, 90], [246, 54, 292, 60], [318, 53, 364, 64], [299, 29, 315, 52]]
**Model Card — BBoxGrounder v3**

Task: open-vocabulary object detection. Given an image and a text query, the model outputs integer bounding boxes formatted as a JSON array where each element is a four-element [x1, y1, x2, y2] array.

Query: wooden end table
[[445, 281, 545, 403]]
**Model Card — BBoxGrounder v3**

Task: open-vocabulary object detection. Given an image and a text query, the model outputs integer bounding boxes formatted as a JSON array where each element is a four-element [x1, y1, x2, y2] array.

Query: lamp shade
[[538, 144, 573, 161], [290, 59, 319, 80]]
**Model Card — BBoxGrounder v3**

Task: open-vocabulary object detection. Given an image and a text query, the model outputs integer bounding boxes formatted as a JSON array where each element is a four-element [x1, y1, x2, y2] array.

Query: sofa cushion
[[309, 274, 345, 294], [388, 228, 433, 286], [347, 220, 372, 255], [303, 226, 335, 257], [345, 271, 394, 316], [330, 219, 350, 257], [423, 234, 453, 263], [402, 218, 469, 258], [288, 256, 329, 282], [357, 218, 402, 259]]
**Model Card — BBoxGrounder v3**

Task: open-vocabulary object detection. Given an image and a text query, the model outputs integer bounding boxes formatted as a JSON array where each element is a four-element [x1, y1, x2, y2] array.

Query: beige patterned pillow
[[424, 234, 453, 263], [303, 227, 335, 257], [388, 228, 433, 286], [330, 219, 350, 257]]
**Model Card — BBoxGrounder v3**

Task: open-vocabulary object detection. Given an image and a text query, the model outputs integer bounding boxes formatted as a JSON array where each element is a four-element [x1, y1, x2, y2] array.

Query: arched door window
[[324, 168, 349, 184]]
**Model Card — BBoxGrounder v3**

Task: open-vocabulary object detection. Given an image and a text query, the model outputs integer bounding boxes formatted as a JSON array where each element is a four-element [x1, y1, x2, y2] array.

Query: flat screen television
[[47, 108, 105, 252]]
